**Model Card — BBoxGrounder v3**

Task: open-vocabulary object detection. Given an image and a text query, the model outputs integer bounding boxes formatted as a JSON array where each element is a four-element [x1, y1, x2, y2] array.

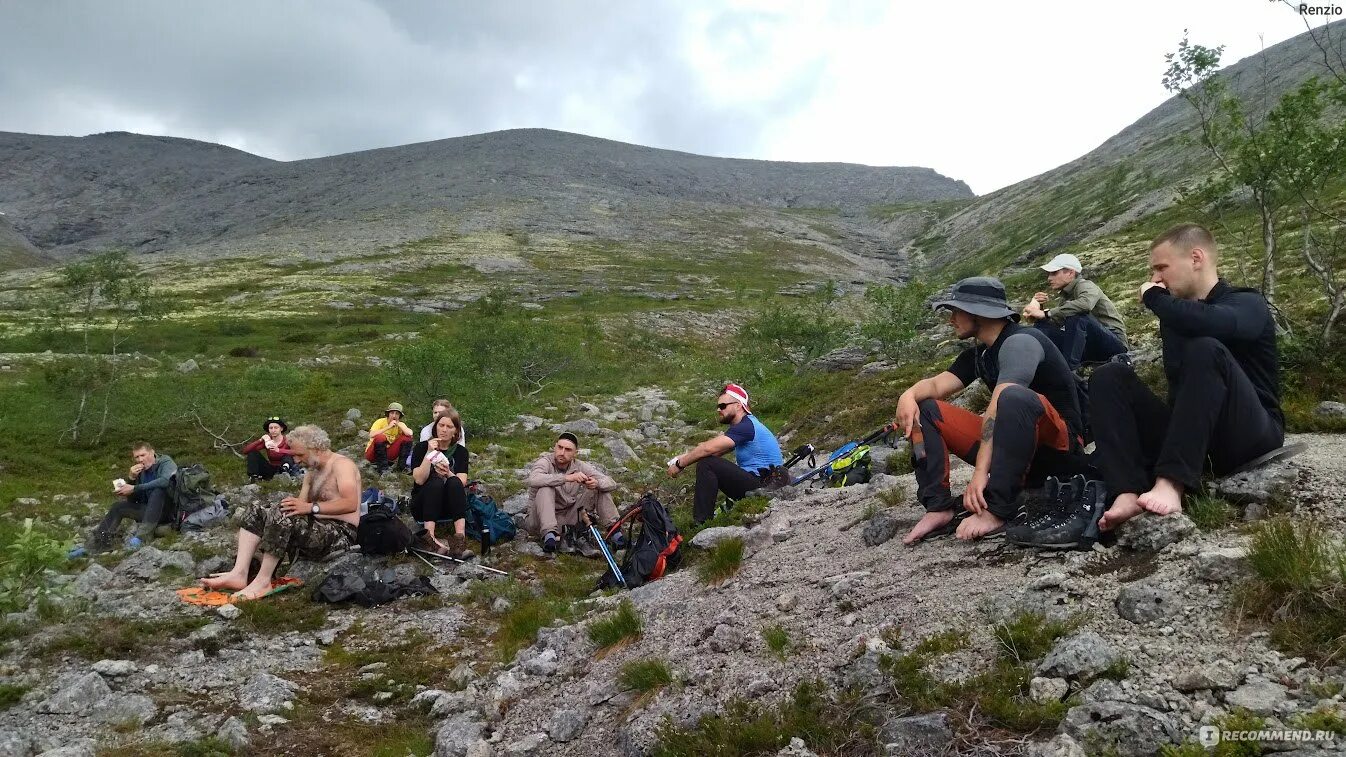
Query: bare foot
[[956, 511, 1004, 541], [231, 577, 273, 601], [1098, 493, 1144, 531], [903, 510, 955, 545], [1138, 478, 1185, 516], [201, 571, 247, 591]]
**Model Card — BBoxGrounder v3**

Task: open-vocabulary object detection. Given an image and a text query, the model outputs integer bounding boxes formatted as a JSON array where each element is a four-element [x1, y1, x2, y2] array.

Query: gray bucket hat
[[930, 277, 1020, 321]]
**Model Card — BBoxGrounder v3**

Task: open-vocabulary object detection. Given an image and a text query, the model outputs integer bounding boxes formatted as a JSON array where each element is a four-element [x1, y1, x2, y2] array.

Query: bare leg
[[233, 553, 282, 600], [201, 529, 260, 590], [1098, 493, 1144, 531], [1138, 477, 1185, 516], [454, 518, 466, 537], [903, 511, 954, 545], [956, 511, 1004, 540]]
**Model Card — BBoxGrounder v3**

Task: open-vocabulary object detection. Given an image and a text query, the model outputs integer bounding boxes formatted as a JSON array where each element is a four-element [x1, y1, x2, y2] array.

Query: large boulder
[[238, 672, 298, 714], [434, 712, 488, 757], [1061, 702, 1180, 756], [1114, 513, 1196, 552], [39, 673, 112, 714], [1115, 583, 1180, 624], [1037, 632, 1123, 679], [690, 526, 748, 550], [1212, 461, 1297, 508]]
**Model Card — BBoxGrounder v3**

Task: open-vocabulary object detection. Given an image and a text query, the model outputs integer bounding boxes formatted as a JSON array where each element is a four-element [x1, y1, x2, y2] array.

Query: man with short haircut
[[667, 384, 784, 524], [1092, 224, 1283, 529], [896, 277, 1088, 544], [202, 425, 360, 600], [1022, 253, 1129, 369], [85, 442, 178, 552], [524, 432, 619, 554]]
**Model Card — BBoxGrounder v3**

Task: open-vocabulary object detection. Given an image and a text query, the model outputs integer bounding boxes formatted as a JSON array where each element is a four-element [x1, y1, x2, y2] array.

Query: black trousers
[[1035, 315, 1128, 368], [91, 488, 171, 546], [411, 475, 468, 523], [246, 450, 294, 480], [693, 456, 763, 523], [1089, 337, 1284, 496]]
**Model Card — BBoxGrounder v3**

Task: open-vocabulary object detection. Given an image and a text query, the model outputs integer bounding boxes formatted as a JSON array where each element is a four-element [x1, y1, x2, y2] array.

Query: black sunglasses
[[716, 402, 739, 410]]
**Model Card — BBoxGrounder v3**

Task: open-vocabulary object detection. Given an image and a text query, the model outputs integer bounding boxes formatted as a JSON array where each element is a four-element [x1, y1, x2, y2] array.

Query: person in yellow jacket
[[364, 402, 414, 474]]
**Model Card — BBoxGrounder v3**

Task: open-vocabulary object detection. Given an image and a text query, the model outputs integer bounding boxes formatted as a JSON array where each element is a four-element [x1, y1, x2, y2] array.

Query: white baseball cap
[[1041, 253, 1082, 273]]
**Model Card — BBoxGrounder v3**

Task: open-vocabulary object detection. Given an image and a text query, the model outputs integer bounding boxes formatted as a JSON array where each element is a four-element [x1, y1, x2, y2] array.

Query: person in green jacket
[[1022, 253, 1129, 369]]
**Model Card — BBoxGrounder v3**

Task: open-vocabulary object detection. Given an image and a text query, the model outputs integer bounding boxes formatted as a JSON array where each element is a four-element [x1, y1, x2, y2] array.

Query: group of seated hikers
[[74, 223, 1287, 599]]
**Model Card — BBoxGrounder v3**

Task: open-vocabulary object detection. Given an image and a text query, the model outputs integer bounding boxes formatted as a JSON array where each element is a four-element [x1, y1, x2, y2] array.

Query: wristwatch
[[311, 503, 320, 515]]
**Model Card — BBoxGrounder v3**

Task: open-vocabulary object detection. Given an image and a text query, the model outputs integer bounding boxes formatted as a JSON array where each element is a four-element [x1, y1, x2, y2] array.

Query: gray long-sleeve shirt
[[132, 454, 177, 495], [525, 453, 616, 507]]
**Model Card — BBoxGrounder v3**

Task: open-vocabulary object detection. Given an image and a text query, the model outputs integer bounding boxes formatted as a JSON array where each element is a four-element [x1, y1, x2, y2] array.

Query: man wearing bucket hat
[[895, 277, 1090, 543], [364, 402, 415, 475], [667, 383, 784, 523], [242, 416, 296, 481], [1021, 253, 1128, 369]]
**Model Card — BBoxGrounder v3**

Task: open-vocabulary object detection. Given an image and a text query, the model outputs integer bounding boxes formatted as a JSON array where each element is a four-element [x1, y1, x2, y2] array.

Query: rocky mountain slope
[[0, 216, 45, 270]]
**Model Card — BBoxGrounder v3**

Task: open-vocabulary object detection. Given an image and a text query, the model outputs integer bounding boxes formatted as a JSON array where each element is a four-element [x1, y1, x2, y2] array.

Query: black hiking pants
[[246, 449, 294, 480], [1089, 337, 1284, 497], [1034, 315, 1128, 369], [693, 456, 763, 523], [411, 475, 468, 524], [91, 488, 171, 547]]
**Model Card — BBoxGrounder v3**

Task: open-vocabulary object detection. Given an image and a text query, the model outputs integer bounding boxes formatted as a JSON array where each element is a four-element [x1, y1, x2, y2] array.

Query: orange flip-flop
[[176, 577, 304, 606]]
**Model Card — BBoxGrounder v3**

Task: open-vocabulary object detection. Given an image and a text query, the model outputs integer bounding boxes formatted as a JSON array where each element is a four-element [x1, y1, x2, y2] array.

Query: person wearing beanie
[[896, 277, 1088, 544], [1021, 253, 1128, 370], [666, 383, 784, 524], [523, 432, 619, 555], [364, 402, 414, 475], [242, 416, 295, 481]]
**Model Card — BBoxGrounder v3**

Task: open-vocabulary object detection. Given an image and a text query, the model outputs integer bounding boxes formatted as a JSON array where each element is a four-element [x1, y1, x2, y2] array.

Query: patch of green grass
[[1185, 493, 1238, 531], [992, 612, 1084, 664], [696, 537, 745, 586], [38, 615, 210, 660], [234, 592, 328, 635], [0, 683, 30, 709], [680, 495, 771, 537], [1095, 658, 1132, 682], [1160, 708, 1268, 756], [762, 624, 792, 660], [876, 486, 907, 509], [651, 681, 880, 757], [1290, 706, 1346, 736], [964, 661, 1072, 733], [618, 658, 674, 694], [882, 630, 968, 711], [587, 600, 643, 654], [1307, 680, 1344, 698], [1236, 518, 1346, 663], [103, 736, 238, 757], [323, 630, 454, 705]]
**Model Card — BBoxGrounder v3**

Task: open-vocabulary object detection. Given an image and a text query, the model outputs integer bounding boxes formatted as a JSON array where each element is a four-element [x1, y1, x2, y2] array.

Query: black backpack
[[597, 493, 683, 590], [357, 503, 413, 556], [172, 463, 216, 515], [312, 563, 436, 607]]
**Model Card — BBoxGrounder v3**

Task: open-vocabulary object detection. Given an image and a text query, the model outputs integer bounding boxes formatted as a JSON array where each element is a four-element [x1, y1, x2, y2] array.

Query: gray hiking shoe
[[1008, 475, 1105, 550]]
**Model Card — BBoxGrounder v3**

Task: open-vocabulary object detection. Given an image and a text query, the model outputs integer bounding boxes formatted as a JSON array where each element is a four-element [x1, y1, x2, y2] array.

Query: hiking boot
[[1004, 477, 1074, 545], [447, 534, 475, 561], [412, 528, 448, 556], [542, 531, 558, 554], [574, 530, 601, 560], [1007, 475, 1104, 550], [559, 527, 580, 555]]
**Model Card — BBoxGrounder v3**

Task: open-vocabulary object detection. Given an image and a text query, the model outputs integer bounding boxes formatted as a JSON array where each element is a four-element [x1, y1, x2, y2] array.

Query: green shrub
[[734, 281, 851, 368], [619, 658, 674, 694], [762, 625, 791, 659], [1185, 493, 1238, 531], [0, 683, 29, 709], [861, 280, 938, 361], [587, 600, 643, 652], [1237, 518, 1346, 662], [992, 612, 1083, 664], [0, 519, 68, 612], [696, 538, 745, 585]]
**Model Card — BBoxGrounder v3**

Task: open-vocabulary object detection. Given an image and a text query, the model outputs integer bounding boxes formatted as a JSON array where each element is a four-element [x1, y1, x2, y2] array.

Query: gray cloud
[[0, 0, 829, 162]]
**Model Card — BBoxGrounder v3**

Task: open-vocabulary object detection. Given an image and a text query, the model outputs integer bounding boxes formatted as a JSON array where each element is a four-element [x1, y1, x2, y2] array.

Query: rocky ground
[[2, 392, 1344, 755]]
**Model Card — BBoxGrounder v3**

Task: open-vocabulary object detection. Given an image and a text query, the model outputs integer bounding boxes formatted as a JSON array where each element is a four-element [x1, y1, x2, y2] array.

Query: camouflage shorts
[[237, 501, 356, 562]]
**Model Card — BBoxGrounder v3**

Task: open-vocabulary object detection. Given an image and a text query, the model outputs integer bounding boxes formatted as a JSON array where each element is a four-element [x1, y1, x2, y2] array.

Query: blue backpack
[[465, 483, 516, 544]]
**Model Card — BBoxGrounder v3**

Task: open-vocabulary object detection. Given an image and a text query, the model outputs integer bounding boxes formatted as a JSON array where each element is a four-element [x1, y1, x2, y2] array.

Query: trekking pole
[[791, 424, 897, 486], [582, 510, 626, 588], [409, 547, 510, 576]]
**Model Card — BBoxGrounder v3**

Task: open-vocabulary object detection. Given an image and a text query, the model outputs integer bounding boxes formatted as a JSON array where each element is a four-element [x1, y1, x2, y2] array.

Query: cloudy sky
[[0, 0, 1334, 194]]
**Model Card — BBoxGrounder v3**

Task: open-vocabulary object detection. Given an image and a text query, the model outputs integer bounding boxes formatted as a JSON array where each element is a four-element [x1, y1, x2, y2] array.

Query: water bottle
[[480, 526, 492, 557]]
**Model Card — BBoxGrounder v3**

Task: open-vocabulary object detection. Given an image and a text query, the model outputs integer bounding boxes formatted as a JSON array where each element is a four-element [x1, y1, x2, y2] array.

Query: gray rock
[[522, 649, 558, 677], [1224, 678, 1289, 715], [517, 415, 546, 432], [449, 663, 478, 688], [1193, 547, 1250, 582], [1114, 513, 1196, 552], [1314, 401, 1346, 418], [1030, 676, 1070, 704], [1027, 733, 1087, 757], [98, 693, 157, 725], [501, 492, 530, 516], [1077, 678, 1127, 704], [579, 403, 600, 415], [843, 641, 892, 695], [504, 733, 548, 755], [880, 712, 952, 753], [1173, 661, 1241, 692], [35, 740, 96, 757], [603, 437, 641, 465], [115, 545, 196, 580], [434, 712, 487, 757], [861, 511, 900, 547], [776, 736, 820, 757], [812, 345, 870, 372], [340, 419, 356, 430], [1115, 583, 1180, 624], [195, 555, 231, 577], [216, 603, 242, 621], [1061, 702, 1180, 756], [216, 716, 249, 750], [345, 408, 362, 421], [1213, 460, 1298, 506], [690, 526, 748, 549], [239, 672, 298, 714], [776, 593, 799, 612], [1037, 632, 1123, 679], [39, 673, 112, 714], [639, 422, 661, 439], [707, 623, 744, 653], [0, 730, 32, 757], [552, 419, 600, 435], [92, 659, 136, 677], [176, 359, 199, 373], [548, 708, 589, 742], [71, 563, 117, 598]]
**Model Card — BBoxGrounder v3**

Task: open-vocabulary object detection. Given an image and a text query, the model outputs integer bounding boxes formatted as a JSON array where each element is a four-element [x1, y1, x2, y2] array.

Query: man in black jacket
[[1092, 224, 1284, 529]]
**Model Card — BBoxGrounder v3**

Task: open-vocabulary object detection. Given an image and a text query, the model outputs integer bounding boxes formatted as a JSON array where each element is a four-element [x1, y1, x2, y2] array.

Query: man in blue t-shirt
[[667, 383, 784, 523]]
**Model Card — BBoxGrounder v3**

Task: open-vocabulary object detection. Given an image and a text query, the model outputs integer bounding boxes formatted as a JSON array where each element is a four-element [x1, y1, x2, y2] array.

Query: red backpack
[[598, 493, 683, 589]]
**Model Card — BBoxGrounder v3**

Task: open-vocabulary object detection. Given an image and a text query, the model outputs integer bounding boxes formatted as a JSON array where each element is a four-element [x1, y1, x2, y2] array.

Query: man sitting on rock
[[1021, 253, 1129, 370], [364, 402, 414, 474], [202, 425, 360, 600], [897, 277, 1088, 543], [1092, 224, 1283, 530], [84, 441, 178, 553], [524, 432, 620, 554], [667, 383, 784, 524]]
